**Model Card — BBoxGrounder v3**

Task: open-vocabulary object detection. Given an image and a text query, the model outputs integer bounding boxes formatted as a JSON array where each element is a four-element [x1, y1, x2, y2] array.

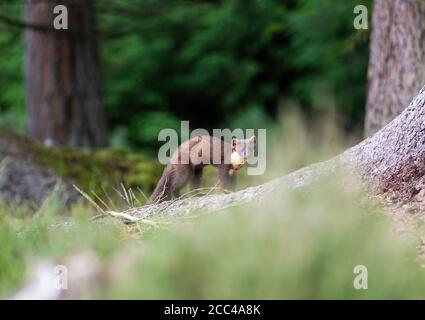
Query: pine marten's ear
[[232, 136, 238, 151], [250, 135, 257, 145]]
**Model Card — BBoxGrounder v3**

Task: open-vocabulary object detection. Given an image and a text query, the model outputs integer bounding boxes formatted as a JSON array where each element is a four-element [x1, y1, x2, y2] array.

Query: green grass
[[105, 177, 425, 299]]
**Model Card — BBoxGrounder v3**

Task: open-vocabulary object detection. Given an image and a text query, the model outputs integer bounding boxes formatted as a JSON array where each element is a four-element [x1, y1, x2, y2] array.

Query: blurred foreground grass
[[0, 115, 424, 299]]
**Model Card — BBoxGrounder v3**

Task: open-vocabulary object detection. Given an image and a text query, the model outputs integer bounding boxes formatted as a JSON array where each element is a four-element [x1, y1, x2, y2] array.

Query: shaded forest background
[[0, 0, 371, 154]]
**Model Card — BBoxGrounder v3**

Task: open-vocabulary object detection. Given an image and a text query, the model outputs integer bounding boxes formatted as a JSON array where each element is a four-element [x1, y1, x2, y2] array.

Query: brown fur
[[148, 135, 253, 204]]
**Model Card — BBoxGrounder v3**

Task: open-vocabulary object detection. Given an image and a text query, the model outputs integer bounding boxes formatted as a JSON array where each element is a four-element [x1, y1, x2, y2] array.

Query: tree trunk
[[24, 0, 108, 147], [118, 86, 425, 221], [365, 0, 425, 137]]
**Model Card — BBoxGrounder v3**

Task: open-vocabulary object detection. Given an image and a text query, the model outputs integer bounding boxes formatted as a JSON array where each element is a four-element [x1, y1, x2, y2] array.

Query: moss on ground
[[0, 128, 163, 200], [34, 145, 162, 194]]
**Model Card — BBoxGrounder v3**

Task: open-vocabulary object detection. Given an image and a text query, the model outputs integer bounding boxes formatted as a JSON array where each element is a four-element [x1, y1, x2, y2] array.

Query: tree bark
[[24, 0, 108, 147], [117, 86, 425, 221], [365, 0, 425, 137]]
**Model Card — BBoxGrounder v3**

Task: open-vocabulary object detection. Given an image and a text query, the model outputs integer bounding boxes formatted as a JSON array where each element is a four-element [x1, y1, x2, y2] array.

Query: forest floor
[[2, 119, 425, 299]]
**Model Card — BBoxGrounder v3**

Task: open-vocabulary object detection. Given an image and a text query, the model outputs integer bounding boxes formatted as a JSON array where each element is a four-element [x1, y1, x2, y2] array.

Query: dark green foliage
[[285, 0, 371, 128], [0, 0, 371, 150], [0, 1, 25, 133]]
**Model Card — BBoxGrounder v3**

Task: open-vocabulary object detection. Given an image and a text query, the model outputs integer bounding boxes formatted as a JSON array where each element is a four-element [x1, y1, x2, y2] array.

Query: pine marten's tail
[[147, 170, 172, 204]]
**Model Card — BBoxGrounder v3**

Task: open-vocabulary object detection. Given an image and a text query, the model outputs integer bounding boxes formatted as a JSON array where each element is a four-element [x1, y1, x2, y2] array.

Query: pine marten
[[148, 135, 256, 204]]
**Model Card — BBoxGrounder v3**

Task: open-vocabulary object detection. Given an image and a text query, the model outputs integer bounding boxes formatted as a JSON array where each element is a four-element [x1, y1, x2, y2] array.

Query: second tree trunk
[[365, 0, 425, 137]]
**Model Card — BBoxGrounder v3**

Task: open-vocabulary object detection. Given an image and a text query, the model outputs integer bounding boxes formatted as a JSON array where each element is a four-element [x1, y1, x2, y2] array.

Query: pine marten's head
[[231, 136, 256, 167]]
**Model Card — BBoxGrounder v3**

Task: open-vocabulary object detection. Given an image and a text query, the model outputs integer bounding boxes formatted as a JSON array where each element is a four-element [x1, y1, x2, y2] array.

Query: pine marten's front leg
[[218, 165, 236, 192], [190, 167, 203, 190]]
